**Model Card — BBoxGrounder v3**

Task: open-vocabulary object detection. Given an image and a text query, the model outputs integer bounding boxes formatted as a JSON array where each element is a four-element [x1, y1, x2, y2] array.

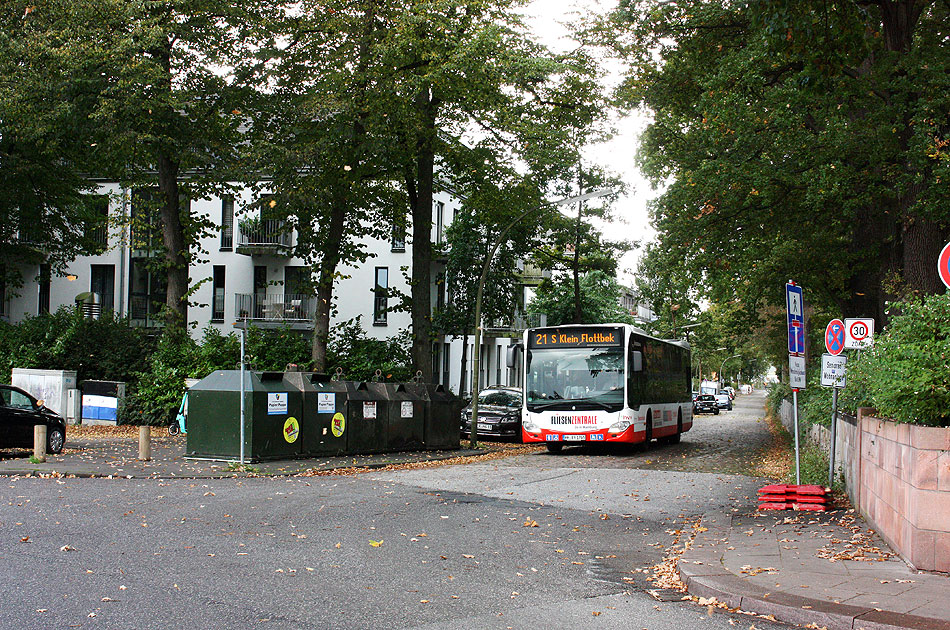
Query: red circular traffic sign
[[939, 242, 950, 289], [825, 319, 845, 356], [849, 320, 869, 342]]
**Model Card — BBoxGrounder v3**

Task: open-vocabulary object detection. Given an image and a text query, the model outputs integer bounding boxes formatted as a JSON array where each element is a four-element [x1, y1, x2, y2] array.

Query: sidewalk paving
[[0, 434, 483, 478], [679, 508, 950, 630]]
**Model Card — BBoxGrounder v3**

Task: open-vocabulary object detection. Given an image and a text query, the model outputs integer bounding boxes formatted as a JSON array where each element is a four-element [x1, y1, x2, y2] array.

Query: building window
[[431, 342, 440, 384], [221, 196, 234, 250], [496, 345, 502, 386], [434, 201, 445, 245], [38, 264, 50, 315], [436, 272, 446, 312], [90, 265, 115, 314], [129, 258, 166, 328], [373, 267, 388, 325], [84, 195, 109, 253], [442, 344, 451, 389], [212, 266, 225, 321], [391, 216, 406, 252]]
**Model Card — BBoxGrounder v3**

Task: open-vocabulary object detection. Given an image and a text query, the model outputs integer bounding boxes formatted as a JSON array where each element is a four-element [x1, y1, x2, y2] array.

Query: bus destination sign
[[528, 327, 623, 349]]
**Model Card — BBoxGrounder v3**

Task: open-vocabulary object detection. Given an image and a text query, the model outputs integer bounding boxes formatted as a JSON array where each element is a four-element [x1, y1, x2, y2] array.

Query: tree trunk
[[409, 85, 438, 382], [158, 153, 188, 330], [311, 199, 347, 372]]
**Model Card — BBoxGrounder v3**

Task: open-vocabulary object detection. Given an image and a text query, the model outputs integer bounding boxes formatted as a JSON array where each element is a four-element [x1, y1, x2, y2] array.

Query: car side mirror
[[36, 399, 45, 408], [631, 351, 643, 372]]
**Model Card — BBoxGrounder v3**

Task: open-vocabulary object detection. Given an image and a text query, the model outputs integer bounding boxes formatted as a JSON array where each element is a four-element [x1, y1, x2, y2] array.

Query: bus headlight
[[608, 420, 630, 433], [522, 419, 540, 433]]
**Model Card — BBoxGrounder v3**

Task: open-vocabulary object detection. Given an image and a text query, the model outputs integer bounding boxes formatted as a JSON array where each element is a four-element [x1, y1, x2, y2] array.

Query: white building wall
[[2, 183, 521, 396]]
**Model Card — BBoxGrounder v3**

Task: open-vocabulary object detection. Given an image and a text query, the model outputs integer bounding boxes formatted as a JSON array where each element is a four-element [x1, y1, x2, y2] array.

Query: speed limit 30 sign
[[845, 318, 874, 349]]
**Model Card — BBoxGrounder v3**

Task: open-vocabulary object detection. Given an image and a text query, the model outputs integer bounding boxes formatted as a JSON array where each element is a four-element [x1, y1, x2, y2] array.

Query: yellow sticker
[[331, 412, 345, 437], [283, 417, 300, 443]]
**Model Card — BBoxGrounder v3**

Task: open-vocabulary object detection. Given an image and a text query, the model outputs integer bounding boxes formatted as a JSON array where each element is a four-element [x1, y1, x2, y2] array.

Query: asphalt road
[[1, 391, 786, 629]]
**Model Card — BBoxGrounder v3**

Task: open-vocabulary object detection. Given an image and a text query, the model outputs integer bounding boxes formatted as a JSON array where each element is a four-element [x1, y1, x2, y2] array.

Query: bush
[[0, 308, 154, 384], [766, 381, 791, 417], [327, 319, 413, 381], [849, 293, 950, 426]]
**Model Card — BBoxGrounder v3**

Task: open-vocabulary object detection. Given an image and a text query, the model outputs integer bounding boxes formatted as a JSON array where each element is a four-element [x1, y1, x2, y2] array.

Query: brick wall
[[777, 399, 949, 573], [856, 410, 950, 573]]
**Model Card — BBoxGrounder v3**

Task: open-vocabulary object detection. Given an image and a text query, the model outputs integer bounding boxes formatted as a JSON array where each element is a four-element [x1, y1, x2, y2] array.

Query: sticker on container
[[401, 401, 413, 419], [318, 393, 335, 413], [331, 412, 345, 437], [363, 401, 376, 419], [283, 417, 300, 443], [267, 392, 288, 415]]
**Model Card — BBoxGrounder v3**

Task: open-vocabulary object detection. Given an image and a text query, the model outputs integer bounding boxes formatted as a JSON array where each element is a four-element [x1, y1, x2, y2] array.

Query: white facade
[[1, 182, 520, 396]]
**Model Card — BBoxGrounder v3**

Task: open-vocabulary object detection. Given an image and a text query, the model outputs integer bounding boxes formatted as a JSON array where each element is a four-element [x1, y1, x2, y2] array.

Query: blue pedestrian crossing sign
[[786, 283, 805, 355], [825, 318, 845, 356]]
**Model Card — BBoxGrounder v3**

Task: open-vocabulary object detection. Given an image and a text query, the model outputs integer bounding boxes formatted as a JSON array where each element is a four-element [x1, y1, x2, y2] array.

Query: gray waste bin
[[385, 383, 425, 451], [285, 372, 349, 457], [345, 381, 390, 454]]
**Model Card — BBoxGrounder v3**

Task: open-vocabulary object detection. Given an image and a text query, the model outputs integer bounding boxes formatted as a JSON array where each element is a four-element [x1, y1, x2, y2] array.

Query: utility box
[[11, 368, 77, 418], [80, 380, 126, 425]]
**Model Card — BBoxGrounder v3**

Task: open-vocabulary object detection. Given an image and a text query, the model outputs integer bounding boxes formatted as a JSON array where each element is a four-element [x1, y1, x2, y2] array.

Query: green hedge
[[1, 311, 414, 426], [774, 293, 950, 428]]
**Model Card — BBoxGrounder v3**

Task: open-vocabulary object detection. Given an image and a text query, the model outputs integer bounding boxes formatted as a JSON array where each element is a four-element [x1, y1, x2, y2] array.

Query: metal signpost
[[786, 281, 805, 484], [821, 353, 847, 488]]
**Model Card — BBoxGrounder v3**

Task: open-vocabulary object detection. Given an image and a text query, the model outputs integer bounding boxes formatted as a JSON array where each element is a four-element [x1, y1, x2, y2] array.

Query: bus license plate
[[476, 423, 492, 431], [563, 434, 586, 441]]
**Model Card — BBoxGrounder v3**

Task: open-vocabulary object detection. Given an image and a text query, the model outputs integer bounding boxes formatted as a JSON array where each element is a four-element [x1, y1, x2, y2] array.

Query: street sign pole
[[830, 387, 838, 489], [792, 388, 800, 485], [786, 281, 805, 485]]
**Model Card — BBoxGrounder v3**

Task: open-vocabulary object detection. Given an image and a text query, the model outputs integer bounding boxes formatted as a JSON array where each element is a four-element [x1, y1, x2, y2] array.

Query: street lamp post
[[719, 354, 741, 385], [469, 188, 614, 449]]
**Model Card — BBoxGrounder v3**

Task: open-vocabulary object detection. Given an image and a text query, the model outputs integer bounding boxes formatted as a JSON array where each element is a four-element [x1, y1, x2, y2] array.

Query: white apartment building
[[0, 182, 527, 396]]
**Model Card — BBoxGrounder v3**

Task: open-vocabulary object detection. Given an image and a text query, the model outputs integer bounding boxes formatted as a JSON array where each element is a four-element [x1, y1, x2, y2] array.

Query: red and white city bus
[[521, 324, 692, 452]]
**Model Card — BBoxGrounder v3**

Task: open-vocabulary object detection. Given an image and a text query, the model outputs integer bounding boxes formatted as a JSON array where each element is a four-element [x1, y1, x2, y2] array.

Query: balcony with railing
[[235, 218, 293, 256], [234, 293, 315, 330]]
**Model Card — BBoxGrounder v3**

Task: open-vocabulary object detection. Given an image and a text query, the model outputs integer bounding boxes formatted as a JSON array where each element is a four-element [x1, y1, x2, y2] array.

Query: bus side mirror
[[631, 351, 643, 372], [506, 345, 520, 368]]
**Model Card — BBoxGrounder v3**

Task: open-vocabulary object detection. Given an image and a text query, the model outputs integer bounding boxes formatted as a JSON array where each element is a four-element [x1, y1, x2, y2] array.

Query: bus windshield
[[525, 347, 624, 411]]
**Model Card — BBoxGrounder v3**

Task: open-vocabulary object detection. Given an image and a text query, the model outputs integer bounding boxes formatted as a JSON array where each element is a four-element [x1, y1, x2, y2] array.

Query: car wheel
[[47, 427, 65, 454], [714, 408, 719, 415], [546, 443, 563, 453], [728, 404, 732, 411]]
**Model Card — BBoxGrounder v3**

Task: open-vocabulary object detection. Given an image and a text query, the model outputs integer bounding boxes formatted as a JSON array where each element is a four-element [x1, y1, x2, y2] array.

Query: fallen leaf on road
[[369, 540, 383, 547]]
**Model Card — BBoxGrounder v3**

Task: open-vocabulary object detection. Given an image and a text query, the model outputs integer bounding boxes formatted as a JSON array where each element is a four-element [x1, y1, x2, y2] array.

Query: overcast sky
[[521, 0, 658, 283]]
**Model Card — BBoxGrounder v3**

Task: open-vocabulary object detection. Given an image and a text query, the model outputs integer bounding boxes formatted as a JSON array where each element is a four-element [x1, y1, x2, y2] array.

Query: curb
[[678, 516, 950, 630], [0, 448, 485, 480]]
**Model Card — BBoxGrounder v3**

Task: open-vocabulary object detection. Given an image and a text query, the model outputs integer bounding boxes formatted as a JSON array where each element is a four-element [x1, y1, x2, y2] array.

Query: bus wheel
[[645, 413, 653, 444], [668, 412, 683, 445], [546, 443, 563, 453]]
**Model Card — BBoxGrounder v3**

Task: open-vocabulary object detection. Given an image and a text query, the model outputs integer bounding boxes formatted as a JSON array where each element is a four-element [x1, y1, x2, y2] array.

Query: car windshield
[[478, 390, 521, 407], [525, 347, 624, 410]]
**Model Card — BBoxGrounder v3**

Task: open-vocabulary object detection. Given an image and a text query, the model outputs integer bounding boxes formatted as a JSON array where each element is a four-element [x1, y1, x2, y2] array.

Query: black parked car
[[692, 394, 719, 415], [0, 385, 67, 454], [461, 386, 523, 441]]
